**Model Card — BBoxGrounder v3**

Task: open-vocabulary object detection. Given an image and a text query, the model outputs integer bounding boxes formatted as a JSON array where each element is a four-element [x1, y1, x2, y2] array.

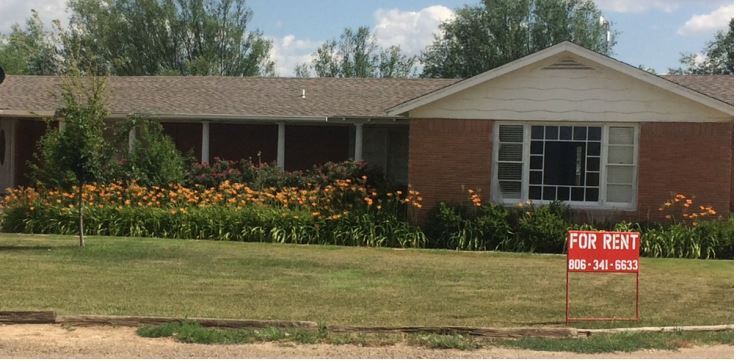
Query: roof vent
[[301, 89, 306, 99], [542, 58, 593, 70]]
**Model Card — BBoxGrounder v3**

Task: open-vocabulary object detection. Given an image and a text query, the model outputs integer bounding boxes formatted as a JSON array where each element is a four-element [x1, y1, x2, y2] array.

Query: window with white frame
[[494, 123, 637, 208]]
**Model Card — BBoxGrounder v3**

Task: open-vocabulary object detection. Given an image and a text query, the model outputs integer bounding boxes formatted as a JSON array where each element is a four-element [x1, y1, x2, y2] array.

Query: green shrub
[[640, 218, 733, 259], [425, 202, 511, 251], [509, 201, 571, 253], [1, 203, 425, 248], [123, 118, 187, 186], [186, 159, 394, 192]]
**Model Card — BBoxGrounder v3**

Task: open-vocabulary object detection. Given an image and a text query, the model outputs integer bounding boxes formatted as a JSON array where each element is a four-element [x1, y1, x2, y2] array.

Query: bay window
[[493, 123, 638, 208]]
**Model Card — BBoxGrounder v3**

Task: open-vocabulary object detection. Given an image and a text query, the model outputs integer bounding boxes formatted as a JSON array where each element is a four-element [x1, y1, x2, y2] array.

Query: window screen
[[497, 125, 523, 199], [606, 127, 635, 203]]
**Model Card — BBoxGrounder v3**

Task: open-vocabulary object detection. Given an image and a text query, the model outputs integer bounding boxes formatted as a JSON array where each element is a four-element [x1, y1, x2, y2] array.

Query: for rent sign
[[567, 231, 640, 273], [566, 230, 641, 322]]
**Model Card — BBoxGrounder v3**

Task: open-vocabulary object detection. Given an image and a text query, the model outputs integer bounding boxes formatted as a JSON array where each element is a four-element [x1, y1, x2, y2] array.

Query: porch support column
[[354, 123, 364, 162], [201, 121, 210, 164], [276, 122, 285, 170], [128, 126, 136, 153]]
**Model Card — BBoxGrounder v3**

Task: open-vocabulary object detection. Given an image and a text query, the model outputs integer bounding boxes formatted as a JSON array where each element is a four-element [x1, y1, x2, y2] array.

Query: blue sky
[[1, 0, 733, 76]]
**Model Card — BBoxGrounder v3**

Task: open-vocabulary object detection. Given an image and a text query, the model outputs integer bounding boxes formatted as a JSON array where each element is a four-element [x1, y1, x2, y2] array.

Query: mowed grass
[[0, 233, 731, 328]]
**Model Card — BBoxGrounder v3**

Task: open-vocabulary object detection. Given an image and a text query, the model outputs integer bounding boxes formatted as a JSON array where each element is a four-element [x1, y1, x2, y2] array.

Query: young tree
[[29, 73, 114, 247], [669, 19, 733, 75], [421, 0, 614, 78], [0, 10, 60, 75], [298, 26, 417, 78]]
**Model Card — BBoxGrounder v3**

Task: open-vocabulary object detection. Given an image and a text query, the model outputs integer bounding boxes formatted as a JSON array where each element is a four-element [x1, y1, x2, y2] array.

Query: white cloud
[[373, 5, 455, 56], [269, 34, 320, 77], [594, 0, 721, 13], [0, 0, 67, 33], [269, 5, 455, 76], [678, 4, 734, 35]]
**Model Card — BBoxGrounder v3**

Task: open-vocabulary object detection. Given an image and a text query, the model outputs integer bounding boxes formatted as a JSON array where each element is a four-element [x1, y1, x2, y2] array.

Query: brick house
[[0, 42, 732, 222]]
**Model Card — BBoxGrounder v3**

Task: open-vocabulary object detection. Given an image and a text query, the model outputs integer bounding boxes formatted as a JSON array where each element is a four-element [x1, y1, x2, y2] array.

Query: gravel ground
[[0, 324, 732, 359]]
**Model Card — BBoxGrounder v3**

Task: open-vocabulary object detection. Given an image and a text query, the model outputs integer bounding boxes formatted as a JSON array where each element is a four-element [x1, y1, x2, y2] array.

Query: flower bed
[[1, 179, 426, 248]]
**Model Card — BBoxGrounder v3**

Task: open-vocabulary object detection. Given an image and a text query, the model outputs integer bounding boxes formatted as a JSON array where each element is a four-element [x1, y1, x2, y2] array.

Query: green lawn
[[0, 233, 731, 328]]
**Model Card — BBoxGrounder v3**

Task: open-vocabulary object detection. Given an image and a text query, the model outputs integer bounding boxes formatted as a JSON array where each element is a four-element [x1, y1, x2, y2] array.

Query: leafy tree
[[0, 10, 60, 75], [124, 118, 187, 186], [637, 65, 657, 74], [669, 19, 733, 75], [29, 72, 115, 247], [297, 26, 417, 78], [60, 0, 274, 76], [421, 0, 614, 78]]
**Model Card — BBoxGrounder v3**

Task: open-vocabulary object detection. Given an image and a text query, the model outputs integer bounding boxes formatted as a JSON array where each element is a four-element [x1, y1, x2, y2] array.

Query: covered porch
[[156, 118, 410, 185]]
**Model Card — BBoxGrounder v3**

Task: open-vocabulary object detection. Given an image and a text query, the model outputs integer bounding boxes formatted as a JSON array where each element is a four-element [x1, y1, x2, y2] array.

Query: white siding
[[410, 55, 731, 122]]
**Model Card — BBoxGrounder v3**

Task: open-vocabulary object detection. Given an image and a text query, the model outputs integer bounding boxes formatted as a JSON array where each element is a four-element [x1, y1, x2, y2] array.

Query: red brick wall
[[408, 119, 493, 220], [637, 122, 733, 220], [211, 124, 277, 164]]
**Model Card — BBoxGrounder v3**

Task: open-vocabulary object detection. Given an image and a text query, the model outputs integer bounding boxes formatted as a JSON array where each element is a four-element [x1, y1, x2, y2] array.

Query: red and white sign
[[567, 231, 640, 273], [566, 230, 641, 322]]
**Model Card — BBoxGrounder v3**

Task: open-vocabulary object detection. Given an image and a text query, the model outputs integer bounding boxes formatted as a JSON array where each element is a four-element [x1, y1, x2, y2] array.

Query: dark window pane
[[585, 188, 599, 202], [529, 186, 542, 200], [571, 187, 585, 201], [530, 171, 543, 184], [588, 142, 600, 156], [588, 127, 601, 141], [545, 126, 558, 140], [586, 157, 600, 171], [530, 156, 544, 170], [586, 172, 599, 186], [543, 141, 586, 186], [531, 141, 544, 155], [559, 126, 572, 140], [543, 187, 556, 200], [557, 186, 570, 201], [531, 126, 544, 140], [573, 126, 587, 140]]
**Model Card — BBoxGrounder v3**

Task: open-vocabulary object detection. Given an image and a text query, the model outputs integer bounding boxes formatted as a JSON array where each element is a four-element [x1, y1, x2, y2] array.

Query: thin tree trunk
[[78, 183, 85, 248]]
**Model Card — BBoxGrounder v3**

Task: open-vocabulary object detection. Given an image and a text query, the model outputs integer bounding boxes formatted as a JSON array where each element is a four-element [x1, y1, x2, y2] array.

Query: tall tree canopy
[[670, 19, 733, 75], [421, 0, 614, 78], [296, 26, 417, 78], [0, 0, 274, 76], [0, 10, 60, 75], [62, 0, 274, 76]]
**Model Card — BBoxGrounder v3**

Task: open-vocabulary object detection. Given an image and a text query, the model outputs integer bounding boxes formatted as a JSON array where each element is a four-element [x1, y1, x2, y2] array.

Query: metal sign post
[[565, 230, 641, 323]]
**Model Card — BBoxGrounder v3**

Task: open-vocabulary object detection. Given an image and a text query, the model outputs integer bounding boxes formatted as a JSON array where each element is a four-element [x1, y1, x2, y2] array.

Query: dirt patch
[[0, 324, 732, 359]]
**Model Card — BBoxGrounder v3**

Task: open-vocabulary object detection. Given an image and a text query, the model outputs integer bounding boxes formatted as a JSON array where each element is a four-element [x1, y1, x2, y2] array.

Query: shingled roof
[[661, 75, 733, 105], [0, 76, 458, 119], [0, 74, 731, 119]]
